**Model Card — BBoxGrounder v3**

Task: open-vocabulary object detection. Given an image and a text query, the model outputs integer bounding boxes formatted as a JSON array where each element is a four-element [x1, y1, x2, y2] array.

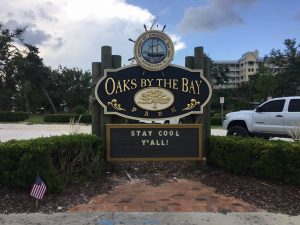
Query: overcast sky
[[1, 0, 299, 71]]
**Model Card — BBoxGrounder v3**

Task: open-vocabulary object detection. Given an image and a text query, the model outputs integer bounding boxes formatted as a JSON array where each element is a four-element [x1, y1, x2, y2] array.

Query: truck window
[[288, 99, 300, 112], [259, 99, 285, 112]]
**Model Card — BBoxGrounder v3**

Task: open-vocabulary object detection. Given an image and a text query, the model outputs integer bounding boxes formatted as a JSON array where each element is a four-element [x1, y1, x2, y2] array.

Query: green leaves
[[208, 136, 300, 185], [0, 111, 29, 122], [0, 134, 104, 193]]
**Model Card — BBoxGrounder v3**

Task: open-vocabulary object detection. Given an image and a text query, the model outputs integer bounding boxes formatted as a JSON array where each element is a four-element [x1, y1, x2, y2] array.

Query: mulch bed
[[1, 162, 300, 215]]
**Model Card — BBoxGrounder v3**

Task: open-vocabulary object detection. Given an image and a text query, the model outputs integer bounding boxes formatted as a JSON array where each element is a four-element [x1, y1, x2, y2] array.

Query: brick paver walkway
[[68, 179, 258, 212]]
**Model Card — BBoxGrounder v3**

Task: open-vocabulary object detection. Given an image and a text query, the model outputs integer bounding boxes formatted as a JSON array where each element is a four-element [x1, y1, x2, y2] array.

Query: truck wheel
[[227, 126, 249, 137]]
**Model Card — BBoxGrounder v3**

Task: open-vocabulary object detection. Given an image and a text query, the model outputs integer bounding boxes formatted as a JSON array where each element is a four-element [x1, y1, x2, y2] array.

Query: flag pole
[[35, 199, 39, 208]]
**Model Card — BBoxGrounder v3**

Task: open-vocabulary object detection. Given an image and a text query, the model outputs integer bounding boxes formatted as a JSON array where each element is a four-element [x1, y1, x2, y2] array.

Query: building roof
[[213, 60, 238, 64]]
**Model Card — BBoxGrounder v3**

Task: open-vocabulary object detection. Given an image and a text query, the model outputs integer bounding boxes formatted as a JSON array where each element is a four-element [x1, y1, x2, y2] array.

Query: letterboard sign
[[106, 124, 202, 161]]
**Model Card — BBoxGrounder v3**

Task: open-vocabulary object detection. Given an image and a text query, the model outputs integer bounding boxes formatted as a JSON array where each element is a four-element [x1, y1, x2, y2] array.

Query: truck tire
[[227, 126, 249, 137]]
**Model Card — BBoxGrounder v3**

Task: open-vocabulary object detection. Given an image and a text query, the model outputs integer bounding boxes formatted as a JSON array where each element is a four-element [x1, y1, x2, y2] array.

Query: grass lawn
[[211, 125, 223, 129], [24, 115, 45, 124]]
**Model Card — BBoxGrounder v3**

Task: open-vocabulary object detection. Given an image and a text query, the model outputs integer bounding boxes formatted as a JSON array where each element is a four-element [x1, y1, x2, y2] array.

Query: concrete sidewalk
[[0, 212, 299, 225]]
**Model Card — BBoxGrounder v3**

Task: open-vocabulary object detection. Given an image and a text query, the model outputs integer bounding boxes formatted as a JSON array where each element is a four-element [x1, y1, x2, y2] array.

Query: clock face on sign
[[134, 30, 174, 71]]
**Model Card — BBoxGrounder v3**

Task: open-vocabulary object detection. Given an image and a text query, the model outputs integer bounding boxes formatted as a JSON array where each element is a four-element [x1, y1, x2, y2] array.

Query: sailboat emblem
[[142, 38, 167, 63], [134, 30, 174, 71]]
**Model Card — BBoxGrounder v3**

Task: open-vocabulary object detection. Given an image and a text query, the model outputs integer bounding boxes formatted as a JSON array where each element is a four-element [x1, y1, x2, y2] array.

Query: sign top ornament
[[134, 29, 174, 71]]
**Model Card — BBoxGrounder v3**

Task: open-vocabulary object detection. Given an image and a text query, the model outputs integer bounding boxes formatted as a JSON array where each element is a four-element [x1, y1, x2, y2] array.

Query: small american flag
[[30, 176, 47, 200]]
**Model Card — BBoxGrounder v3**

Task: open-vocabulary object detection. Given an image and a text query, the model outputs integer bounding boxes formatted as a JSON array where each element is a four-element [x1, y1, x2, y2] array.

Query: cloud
[[177, 0, 258, 33], [22, 10, 35, 20], [0, 0, 186, 70], [38, 8, 58, 22], [23, 29, 52, 45], [170, 34, 186, 52], [4, 19, 52, 45]]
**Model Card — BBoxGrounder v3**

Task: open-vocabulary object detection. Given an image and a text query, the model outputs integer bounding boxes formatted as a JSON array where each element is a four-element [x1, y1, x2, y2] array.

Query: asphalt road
[[0, 123, 226, 142]]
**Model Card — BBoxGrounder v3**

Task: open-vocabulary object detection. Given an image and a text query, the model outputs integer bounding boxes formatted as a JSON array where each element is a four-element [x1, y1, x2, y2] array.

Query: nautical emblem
[[134, 30, 174, 71]]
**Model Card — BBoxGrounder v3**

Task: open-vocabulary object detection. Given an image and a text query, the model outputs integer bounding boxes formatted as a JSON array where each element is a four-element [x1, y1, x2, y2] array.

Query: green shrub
[[208, 136, 300, 185], [0, 134, 104, 193], [44, 114, 91, 123], [74, 105, 87, 115], [211, 116, 222, 126], [0, 111, 29, 122]]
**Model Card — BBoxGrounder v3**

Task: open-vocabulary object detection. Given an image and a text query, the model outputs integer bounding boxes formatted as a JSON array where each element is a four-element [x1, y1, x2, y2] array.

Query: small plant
[[288, 122, 300, 141], [69, 114, 82, 135]]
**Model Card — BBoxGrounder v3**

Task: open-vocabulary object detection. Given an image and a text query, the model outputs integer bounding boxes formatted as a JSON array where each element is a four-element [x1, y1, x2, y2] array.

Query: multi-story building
[[212, 50, 279, 89]]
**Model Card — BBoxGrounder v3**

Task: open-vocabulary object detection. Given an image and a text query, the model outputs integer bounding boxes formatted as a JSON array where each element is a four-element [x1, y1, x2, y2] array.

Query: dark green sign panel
[[107, 124, 202, 161], [95, 64, 212, 121]]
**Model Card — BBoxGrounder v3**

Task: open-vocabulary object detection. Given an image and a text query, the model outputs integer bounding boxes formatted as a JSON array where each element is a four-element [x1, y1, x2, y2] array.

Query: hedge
[[208, 136, 300, 185], [0, 111, 29, 122], [211, 116, 222, 126], [44, 114, 91, 123], [0, 134, 104, 193]]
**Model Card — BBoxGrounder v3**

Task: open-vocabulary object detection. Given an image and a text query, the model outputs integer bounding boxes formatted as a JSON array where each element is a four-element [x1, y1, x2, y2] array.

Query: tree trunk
[[24, 82, 31, 116], [41, 86, 57, 114]]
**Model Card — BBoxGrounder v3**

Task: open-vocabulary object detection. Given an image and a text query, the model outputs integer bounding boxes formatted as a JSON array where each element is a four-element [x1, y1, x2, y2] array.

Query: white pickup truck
[[223, 96, 300, 138]]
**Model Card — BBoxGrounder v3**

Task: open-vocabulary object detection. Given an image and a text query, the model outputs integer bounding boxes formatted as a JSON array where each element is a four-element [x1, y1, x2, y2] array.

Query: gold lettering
[[182, 78, 189, 92], [189, 81, 196, 94], [141, 79, 147, 87], [123, 80, 130, 91], [171, 107, 176, 113], [105, 77, 115, 95], [158, 111, 163, 117], [115, 80, 123, 93], [144, 111, 149, 117], [173, 79, 179, 90], [147, 79, 154, 86], [131, 79, 137, 89], [131, 107, 137, 112], [156, 79, 163, 87], [141, 79, 154, 87], [164, 79, 172, 88], [195, 80, 202, 94]]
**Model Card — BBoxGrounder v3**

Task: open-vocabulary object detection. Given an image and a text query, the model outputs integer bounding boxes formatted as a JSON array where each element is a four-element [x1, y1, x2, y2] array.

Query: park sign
[[95, 64, 212, 120], [93, 27, 212, 161]]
